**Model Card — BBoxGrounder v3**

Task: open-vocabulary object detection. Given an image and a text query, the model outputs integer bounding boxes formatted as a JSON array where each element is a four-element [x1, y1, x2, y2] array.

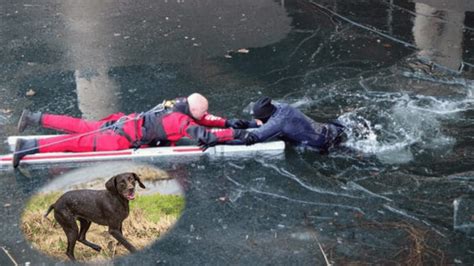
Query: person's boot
[[13, 138, 39, 168], [17, 110, 42, 133]]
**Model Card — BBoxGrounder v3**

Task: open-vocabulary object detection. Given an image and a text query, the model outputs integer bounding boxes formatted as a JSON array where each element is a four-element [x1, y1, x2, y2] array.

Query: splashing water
[[406, 92, 474, 115], [335, 90, 466, 164], [337, 111, 416, 164]]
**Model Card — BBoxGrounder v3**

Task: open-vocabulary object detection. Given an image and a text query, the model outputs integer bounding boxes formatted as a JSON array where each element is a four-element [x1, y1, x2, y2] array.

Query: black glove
[[226, 119, 250, 129], [197, 134, 218, 151], [186, 126, 219, 151], [198, 139, 217, 151], [234, 130, 259, 146], [244, 132, 258, 145]]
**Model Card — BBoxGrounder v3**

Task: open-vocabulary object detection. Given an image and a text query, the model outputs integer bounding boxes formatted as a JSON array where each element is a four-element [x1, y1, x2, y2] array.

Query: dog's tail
[[44, 204, 55, 218]]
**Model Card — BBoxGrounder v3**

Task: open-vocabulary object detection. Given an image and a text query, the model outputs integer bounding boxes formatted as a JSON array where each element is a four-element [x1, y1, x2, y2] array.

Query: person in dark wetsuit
[[12, 93, 251, 168], [243, 96, 346, 152]]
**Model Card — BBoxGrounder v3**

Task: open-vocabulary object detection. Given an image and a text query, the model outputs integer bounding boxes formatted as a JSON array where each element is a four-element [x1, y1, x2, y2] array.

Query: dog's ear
[[132, 173, 146, 189], [105, 175, 118, 194]]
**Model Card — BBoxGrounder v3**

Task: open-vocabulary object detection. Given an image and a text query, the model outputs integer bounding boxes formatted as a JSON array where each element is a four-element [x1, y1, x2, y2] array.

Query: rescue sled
[[1, 135, 285, 167]]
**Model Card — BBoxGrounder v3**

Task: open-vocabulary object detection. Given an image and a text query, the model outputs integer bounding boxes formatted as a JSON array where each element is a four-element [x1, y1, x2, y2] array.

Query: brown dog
[[44, 172, 146, 261]]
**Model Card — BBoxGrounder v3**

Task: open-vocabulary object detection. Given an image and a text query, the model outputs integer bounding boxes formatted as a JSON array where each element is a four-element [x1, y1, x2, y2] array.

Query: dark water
[[0, 0, 473, 264]]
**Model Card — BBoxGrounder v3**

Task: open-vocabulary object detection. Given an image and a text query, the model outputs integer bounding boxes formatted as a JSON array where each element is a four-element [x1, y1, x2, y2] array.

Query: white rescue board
[[2, 135, 285, 167]]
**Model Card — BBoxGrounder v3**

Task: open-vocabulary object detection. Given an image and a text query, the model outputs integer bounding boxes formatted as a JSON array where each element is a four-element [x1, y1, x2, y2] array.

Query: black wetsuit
[[250, 103, 345, 151]]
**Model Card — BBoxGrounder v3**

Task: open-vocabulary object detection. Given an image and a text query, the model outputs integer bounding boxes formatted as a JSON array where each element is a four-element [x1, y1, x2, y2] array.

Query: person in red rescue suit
[[13, 93, 252, 168]]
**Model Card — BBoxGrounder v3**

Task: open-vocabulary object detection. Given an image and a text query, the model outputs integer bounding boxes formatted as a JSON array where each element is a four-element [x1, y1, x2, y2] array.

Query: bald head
[[187, 93, 209, 120]]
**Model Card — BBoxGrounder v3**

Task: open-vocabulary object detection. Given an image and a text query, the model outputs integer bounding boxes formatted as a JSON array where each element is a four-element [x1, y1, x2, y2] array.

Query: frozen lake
[[0, 0, 473, 264]]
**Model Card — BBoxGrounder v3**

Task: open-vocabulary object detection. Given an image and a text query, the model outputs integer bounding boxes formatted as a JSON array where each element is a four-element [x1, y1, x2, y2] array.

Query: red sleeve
[[162, 112, 234, 143], [195, 113, 227, 128], [206, 128, 235, 141]]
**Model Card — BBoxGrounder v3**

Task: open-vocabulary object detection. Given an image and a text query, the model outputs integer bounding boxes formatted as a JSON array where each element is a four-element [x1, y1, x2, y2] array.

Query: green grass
[[24, 192, 185, 223], [24, 192, 62, 212], [25, 192, 185, 222], [130, 194, 185, 223], [22, 191, 185, 261]]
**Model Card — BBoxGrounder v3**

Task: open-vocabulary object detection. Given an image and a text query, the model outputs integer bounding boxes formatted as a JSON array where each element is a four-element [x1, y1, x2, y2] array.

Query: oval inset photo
[[20, 163, 185, 262]]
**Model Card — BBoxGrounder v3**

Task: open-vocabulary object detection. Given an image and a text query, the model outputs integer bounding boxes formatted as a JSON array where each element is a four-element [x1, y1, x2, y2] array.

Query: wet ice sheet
[[454, 196, 474, 235], [0, 0, 474, 264]]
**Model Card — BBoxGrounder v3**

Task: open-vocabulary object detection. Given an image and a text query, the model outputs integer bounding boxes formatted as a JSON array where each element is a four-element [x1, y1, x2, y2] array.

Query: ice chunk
[[453, 195, 474, 235]]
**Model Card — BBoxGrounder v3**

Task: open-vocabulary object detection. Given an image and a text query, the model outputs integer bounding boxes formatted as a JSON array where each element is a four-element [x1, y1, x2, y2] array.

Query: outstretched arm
[[195, 113, 227, 128], [225, 118, 283, 145], [246, 117, 283, 144], [197, 113, 256, 129], [185, 123, 244, 149]]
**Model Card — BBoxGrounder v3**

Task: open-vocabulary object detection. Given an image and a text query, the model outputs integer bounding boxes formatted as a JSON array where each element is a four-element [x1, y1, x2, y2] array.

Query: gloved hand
[[198, 139, 217, 151], [234, 130, 259, 145], [244, 132, 258, 145], [226, 119, 251, 129], [186, 126, 219, 151]]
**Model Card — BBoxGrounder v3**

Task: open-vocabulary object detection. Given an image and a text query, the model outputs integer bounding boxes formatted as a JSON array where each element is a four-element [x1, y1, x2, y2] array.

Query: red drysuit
[[37, 99, 238, 153]]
